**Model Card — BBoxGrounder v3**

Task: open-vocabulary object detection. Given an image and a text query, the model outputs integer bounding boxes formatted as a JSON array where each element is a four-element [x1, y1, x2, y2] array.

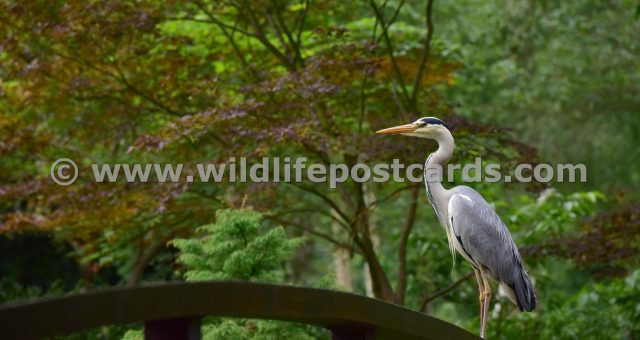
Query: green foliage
[[201, 318, 323, 340], [440, 0, 640, 191], [171, 208, 303, 282], [493, 269, 640, 339], [122, 330, 143, 340], [0, 278, 64, 303], [509, 190, 603, 243], [170, 208, 328, 340]]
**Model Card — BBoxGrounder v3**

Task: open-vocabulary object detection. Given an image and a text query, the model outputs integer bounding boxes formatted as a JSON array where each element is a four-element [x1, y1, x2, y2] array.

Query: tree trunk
[[359, 236, 394, 301], [333, 245, 353, 292], [345, 155, 394, 302], [362, 183, 380, 297], [332, 209, 353, 291], [395, 185, 420, 304], [127, 236, 165, 286]]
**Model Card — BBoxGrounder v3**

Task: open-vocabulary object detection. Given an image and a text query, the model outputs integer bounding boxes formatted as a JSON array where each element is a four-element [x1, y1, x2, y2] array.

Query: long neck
[[424, 132, 454, 226]]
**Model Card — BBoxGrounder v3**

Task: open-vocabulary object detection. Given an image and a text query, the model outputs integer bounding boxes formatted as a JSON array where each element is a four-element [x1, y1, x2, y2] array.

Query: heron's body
[[435, 185, 535, 309], [377, 117, 536, 338]]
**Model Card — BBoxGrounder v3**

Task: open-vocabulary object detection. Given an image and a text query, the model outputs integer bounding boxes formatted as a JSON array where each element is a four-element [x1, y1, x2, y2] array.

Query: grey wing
[[448, 186, 536, 311]]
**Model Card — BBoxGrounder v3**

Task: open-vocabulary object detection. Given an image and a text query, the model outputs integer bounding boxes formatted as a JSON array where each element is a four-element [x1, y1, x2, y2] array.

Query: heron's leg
[[479, 270, 492, 339], [473, 268, 486, 336]]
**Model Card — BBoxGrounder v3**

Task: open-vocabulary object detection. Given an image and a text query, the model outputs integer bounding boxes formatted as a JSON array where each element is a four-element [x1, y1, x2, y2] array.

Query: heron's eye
[[417, 121, 427, 128]]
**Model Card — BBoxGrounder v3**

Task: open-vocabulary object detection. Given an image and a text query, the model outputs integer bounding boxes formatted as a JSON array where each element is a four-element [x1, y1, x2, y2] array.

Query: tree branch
[[369, 183, 422, 210], [239, 0, 297, 71], [264, 8, 292, 59], [287, 183, 351, 225], [57, 51, 183, 117], [368, 0, 411, 107], [293, 0, 309, 66], [395, 185, 420, 304], [189, 3, 250, 68], [410, 0, 435, 109], [266, 215, 358, 253], [165, 16, 256, 39], [375, 0, 406, 45], [270, 0, 302, 65], [420, 271, 474, 312], [270, 207, 350, 231], [112, 62, 184, 117]]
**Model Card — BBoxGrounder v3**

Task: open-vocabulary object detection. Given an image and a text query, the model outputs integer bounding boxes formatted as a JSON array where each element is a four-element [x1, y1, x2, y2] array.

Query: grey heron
[[376, 117, 536, 338]]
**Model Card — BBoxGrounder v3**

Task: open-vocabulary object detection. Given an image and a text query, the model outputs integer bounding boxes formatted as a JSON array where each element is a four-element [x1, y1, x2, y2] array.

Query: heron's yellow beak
[[375, 123, 417, 134]]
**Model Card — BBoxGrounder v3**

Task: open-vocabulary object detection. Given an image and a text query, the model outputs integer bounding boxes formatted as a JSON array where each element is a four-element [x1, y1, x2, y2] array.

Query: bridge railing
[[0, 281, 479, 340]]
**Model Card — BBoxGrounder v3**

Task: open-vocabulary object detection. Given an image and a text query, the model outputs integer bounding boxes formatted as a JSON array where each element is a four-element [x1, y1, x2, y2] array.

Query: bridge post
[[144, 317, 201, 340], [329, 325, 374, 339]]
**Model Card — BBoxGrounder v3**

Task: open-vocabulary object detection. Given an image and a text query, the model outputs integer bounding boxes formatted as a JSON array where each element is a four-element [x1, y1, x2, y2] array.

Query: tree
[[0, 0, 535, 302], [170, 208, 327, 339]]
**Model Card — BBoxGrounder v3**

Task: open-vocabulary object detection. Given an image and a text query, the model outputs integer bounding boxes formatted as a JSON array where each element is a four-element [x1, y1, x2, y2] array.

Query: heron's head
[[375, 117, 450, 139]]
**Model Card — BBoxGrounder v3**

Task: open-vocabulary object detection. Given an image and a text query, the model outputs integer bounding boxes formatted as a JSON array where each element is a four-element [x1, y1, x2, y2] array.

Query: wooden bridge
[[0, 281, 479, 339]]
